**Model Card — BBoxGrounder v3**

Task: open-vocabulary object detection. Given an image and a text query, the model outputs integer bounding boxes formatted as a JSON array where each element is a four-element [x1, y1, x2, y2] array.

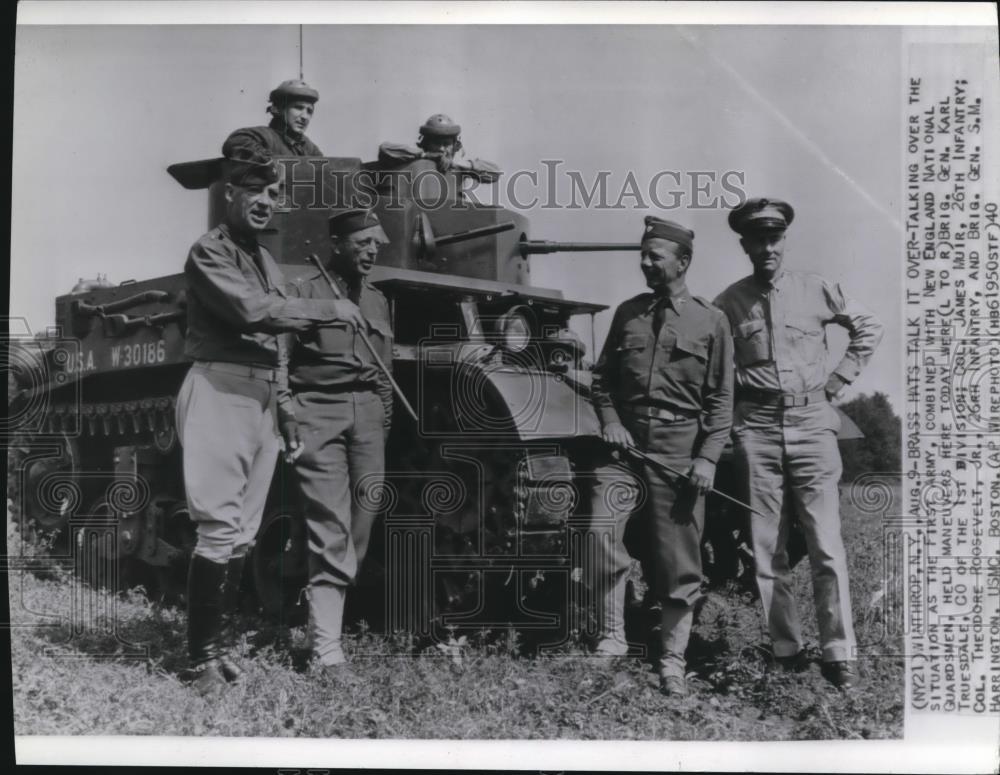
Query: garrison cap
[[642, 215, 694, 251], [329, 208, 382, 238], [420, 113, 461, 138], [269, 79, 320, 104], [220, 139, 282, 187], [728, 197, 794, 234]]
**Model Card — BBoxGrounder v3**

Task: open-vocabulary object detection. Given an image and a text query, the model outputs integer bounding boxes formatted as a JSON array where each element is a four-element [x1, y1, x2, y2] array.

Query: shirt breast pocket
[[785, 321, 825, 365], [668, 334, 709, 384], [734, 318, 770, 366], [367, 316, 392, 341], [306, 320, 352, 353], [367, 317, 394, 358], [616, 333, 650, 382]]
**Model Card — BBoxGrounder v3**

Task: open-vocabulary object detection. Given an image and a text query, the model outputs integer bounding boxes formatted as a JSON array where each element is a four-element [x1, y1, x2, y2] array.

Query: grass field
[[9, 483, 904, 740]]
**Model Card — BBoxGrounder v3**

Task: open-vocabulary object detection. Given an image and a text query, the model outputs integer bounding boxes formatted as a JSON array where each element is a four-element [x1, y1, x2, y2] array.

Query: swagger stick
[[622, 445, 769, 520], [305, 253, 419, 423]]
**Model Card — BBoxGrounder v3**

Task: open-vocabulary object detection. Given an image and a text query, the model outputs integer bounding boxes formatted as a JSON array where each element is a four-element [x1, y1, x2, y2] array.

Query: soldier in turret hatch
[[377, 113, 501, 183], [225, 79, 323, 158]]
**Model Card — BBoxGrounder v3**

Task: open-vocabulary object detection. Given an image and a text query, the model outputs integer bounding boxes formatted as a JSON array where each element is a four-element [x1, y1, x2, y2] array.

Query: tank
[[13, 156, 639, 646], [13, 155, 863, 643]]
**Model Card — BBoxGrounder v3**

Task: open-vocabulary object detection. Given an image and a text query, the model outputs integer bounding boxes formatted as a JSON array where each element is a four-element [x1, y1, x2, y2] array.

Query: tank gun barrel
[[519, 241, 640, 257], [436, 221, 516, 246], [413, 217, 516, 263]]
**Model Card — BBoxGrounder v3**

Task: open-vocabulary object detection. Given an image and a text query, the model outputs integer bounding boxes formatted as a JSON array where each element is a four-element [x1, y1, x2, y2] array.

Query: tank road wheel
[[250, 505, 309, 625], [152, 501, 198, 605], [371, 430, 498, 641], [21, 435, 80, 543], [379, 426, 571, 646], [73, 496, 148, 594]]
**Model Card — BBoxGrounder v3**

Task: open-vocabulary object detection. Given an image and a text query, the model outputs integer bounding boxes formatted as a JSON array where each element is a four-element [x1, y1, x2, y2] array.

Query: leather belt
[[308, 382, 377, 395], [194, 360, 279, 383], [736, 388, 827, 408], [623, 404, 699, 422]]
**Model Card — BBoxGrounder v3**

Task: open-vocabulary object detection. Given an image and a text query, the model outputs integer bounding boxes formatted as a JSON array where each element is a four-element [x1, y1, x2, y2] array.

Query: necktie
[[652, 296, 669, 337]]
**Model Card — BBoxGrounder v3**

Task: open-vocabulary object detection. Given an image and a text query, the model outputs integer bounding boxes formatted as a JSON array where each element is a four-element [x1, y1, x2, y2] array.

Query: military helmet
[[269, 79, 320, 105], [419, 113, 462, 138]]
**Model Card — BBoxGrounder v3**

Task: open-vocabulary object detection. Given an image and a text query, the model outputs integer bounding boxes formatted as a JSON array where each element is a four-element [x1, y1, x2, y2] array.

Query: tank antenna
[[298, 25, 304, 79]]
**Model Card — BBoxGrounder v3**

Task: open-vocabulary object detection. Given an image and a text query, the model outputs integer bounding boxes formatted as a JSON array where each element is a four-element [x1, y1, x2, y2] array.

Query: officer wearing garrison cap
[[177, 149, 365, 696], [279, 209, 394, 675], [713, 198, 883, 689], [377, 113, 501, 183], [225, 79, 323, 158], [588, 216, 733, 697]]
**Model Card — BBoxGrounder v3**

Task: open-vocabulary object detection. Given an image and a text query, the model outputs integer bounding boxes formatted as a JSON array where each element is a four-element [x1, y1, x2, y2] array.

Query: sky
[[13, 21, 908, 407]]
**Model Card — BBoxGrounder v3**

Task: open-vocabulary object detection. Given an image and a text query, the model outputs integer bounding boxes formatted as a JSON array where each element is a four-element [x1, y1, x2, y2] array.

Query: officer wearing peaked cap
[[377, 113, 501, 183], [714, 197, 883, 689], [176, 147, 366, 696], [727, 197, 795, 234], [278, 209, 394, 674], [225, 79, 323, 159], [588, 215, 733, 697]]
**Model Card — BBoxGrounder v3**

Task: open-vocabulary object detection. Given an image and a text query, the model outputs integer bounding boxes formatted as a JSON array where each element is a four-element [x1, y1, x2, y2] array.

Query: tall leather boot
[[218, 554, 247, 682], [658, 604, 694, 697], [594, 570, 629, 656], [186, 554, 229, 696], [309, 583, 347, 670]]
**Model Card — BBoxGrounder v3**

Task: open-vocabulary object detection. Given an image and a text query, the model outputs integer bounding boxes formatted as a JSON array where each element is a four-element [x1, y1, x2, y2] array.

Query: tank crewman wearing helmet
[[713, 198, 883, 690], [377, 113, 502, 183], [177, 147, 365, 696], [278, 209, 394, 675], [224, 79, 323, 158], [588, 216, 733, 698]]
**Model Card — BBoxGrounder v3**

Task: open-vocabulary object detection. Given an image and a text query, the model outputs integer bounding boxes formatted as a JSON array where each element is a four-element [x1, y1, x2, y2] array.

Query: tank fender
[[459, 363, 601, 440]]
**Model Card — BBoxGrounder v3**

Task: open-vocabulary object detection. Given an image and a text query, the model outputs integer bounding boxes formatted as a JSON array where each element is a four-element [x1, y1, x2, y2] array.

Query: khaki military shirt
[[591, 286, 734, 464], [285, 272, 394, 432], [183, 224, 344, 367], [713, 270, 883, 395]]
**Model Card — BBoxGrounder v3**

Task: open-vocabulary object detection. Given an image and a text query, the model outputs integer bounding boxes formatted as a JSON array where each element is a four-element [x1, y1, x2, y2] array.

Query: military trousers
[[292, 389, 385, 588], [732, 399, 856, 662], [175, 362, 281, 563], [589, 414, 705, 609]]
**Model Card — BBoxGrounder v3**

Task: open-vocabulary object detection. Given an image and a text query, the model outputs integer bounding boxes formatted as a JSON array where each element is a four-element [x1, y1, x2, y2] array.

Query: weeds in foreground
[[10, 485, 903, 739]]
